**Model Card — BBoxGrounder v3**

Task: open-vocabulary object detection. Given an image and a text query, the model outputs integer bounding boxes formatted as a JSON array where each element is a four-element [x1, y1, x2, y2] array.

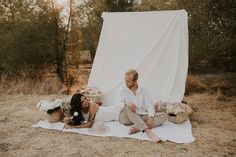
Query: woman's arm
[[63, 116, 93, 128], [65, 121, 93, 129]]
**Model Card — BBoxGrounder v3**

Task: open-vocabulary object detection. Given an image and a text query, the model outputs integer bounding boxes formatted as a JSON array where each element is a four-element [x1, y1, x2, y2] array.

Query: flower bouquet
[[64, 111, 85, 126], [36, 99, 64, 123], [155, 101, 192, 124]]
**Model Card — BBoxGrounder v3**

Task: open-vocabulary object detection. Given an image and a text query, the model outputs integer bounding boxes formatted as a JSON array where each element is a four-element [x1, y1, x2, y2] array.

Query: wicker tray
[[168, 112, 189, 124], [168, 104, 192, 124], [47, 109, 63, 123]]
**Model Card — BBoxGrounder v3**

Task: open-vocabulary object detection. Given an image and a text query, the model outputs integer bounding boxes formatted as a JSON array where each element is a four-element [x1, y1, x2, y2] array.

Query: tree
[[132, 0, 236, 73], [0, 0, 66, 79]]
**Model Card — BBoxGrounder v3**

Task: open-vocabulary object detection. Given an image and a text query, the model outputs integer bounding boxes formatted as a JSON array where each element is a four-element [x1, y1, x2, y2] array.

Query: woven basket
[[168, 104, 192, 124], [85, 93, 102, 102], [47, 109, 63, 123], [168, 112, 189, 124]]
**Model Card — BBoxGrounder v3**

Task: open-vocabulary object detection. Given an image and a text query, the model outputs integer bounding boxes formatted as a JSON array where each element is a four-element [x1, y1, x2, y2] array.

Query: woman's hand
[[65, 124, 73, 129], [63, 117, 70, 124]]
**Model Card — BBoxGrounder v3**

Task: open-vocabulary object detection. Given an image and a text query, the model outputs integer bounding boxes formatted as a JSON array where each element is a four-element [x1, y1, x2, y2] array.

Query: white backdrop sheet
[[88, 10, 188, 106]]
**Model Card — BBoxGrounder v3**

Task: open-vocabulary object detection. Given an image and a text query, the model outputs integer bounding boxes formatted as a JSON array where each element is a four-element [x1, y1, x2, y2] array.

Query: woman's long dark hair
[[69, 93, 85, 125]]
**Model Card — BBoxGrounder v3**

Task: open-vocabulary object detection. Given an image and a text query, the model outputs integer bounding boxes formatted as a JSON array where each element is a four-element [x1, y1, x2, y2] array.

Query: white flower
[[73, 112, 78, 116], [165, 102, 191, 116], [36, 99, 63, 112], [166, 104, 179, 115], [166, 104, 175, 114]]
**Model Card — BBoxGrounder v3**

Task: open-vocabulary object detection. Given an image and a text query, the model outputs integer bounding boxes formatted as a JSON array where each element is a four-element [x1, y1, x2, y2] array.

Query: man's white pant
[[119, 106, 167, 131]]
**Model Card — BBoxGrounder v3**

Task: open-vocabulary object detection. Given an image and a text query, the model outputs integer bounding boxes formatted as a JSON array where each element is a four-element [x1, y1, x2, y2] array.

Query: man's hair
[[125, 69, 139, 81]]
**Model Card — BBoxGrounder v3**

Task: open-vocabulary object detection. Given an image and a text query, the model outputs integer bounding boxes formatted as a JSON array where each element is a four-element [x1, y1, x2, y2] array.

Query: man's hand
[[146, 117, 154, 129], [127, 103, 137, 112]]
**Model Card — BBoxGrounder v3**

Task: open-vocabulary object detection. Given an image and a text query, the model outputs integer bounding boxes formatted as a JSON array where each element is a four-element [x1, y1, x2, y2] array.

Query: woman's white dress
[[82, 105, 119, 122], [94, 106, 119, 122]]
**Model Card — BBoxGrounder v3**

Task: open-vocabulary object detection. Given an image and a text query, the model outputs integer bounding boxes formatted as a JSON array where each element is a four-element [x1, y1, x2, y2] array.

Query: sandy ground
[[0, 93, 235, 157]]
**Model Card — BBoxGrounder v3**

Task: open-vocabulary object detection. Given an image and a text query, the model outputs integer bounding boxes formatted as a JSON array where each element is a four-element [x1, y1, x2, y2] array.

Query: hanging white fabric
[[88, 10, 188, 106]]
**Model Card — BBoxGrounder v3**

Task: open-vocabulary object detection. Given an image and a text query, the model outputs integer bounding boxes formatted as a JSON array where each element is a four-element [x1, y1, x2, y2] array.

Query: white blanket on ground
[[32, 120, 195, 143]]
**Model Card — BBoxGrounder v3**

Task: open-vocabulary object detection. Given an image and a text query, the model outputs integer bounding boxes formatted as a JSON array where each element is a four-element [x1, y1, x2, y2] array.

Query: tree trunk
[[51, 0, 64, 82]]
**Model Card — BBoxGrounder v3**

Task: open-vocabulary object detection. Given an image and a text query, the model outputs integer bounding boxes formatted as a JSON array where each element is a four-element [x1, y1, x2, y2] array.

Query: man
[[116, 69, 167, 142]]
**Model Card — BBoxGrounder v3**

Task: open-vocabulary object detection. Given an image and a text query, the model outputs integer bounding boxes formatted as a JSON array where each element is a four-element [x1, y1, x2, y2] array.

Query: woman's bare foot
[[144, 129, 161, 142], [128, 127, 140, 135]]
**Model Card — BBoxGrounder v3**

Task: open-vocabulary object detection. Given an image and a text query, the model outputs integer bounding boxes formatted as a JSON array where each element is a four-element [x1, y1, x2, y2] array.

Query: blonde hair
[[125, 69, 139, 81]]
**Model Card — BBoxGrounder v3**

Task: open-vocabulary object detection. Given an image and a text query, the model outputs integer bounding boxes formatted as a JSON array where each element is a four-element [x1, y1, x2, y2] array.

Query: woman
[[64, 93, 119, 129]]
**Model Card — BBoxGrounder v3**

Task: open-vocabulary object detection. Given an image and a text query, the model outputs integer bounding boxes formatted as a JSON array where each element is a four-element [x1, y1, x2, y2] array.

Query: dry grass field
[[0, 72, 235, 157]]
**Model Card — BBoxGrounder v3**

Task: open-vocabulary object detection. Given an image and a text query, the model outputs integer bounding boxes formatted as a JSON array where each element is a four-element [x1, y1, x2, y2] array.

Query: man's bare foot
[[144, 129, 161, 142], [128, 127, 140, 135]]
